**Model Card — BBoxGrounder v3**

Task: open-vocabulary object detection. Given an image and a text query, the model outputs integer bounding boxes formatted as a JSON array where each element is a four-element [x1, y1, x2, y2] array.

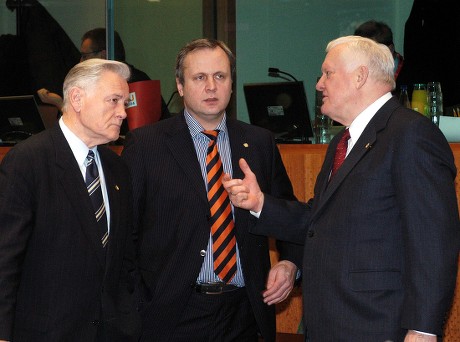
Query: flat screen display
[[0, 95, 46, 145], [243, 81, 313, 143]]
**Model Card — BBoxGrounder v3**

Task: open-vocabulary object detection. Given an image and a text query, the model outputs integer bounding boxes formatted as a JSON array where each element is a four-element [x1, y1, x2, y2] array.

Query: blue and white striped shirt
[[184, 110, 245, 286]]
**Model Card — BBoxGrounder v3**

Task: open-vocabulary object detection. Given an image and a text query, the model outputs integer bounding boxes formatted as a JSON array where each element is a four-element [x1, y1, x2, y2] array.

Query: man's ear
[[176, 78, 184, 97], [356, 65, 369, 89], [69, 87, 83, 112]]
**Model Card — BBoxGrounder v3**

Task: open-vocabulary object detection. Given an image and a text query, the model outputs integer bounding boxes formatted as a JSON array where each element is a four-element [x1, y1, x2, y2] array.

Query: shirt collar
[[59, 117, 96, 167], [347, 92, 392, 149], [183, 109, 229, 139]]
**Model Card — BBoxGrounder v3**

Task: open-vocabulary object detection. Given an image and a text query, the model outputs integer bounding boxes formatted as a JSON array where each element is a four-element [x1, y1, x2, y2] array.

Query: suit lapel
[[227, 120, 248, 180], [165, 115, 209, 206], [52, 126, 106, 268], [312, 97, 398, 218], [99, 147, 121, 272], [318, 128, 377, 207], [227, 120, 251, 245]]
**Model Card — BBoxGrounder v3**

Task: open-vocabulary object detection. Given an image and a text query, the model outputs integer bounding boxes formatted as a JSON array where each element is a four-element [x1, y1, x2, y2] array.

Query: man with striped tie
[[122, 38, 303, 342], [0, 59, 140, 341]]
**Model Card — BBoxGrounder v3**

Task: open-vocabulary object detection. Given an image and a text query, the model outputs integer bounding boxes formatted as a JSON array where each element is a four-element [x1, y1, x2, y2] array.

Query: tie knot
[[202, 130, 220, 141], [342, 128, 350, 141], [87, 150, 95, 161]]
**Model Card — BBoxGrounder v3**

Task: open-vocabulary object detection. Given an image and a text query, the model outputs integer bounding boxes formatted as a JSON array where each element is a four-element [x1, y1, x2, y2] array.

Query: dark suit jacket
[[253, 97, 460, 341], [0, 125, 140, 341], [121, 113, 303, 342]]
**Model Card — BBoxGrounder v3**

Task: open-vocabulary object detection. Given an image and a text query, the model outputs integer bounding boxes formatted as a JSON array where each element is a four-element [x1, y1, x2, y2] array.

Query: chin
[[104, 131, 120, 143], [109, 134, 120, 142]]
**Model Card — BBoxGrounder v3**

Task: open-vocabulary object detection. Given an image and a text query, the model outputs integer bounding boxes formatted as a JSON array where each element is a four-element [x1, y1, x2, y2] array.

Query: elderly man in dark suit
[[0, 59, 140, 341], [121, 38, 302, 342], [224, 35, 460, 342]]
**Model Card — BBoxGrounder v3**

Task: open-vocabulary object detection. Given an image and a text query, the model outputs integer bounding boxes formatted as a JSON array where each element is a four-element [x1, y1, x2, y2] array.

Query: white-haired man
[[0, 59, 140, 341], [224, 36, 460, 341]]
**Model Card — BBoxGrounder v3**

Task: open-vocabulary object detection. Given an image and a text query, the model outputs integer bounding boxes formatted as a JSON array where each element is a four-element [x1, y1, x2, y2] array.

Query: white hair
[[62, 58, 130, 112], [327, 35, 395, 90]]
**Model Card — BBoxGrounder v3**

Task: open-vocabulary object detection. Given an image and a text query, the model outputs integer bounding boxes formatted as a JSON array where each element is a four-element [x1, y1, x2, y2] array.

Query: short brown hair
[[175, 38, 235, 85]]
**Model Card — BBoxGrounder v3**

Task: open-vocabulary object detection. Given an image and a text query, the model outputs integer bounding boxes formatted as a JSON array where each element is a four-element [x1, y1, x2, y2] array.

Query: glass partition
[[235, 0, 413, 123], [114, 0, 203, 114]]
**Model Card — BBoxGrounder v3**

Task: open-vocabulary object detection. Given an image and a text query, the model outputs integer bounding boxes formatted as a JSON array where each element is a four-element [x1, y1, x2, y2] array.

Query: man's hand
[[222, 158, 264, 212], [37, 88, 63, 110], [262, 260, 297, 305]]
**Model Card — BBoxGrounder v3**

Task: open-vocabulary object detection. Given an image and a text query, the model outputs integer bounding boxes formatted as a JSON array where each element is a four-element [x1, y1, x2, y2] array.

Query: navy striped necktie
[[202, 130, 237, 283], [85, 150, 108, 248]]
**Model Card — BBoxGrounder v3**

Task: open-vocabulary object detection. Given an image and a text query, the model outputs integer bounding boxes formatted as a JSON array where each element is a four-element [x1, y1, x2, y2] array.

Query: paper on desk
[[439, 116, 460, 142]]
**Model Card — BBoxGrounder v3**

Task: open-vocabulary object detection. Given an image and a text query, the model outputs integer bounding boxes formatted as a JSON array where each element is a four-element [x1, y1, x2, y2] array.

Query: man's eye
[[325, 71, 333, 78], [215, 74, 225, 80]]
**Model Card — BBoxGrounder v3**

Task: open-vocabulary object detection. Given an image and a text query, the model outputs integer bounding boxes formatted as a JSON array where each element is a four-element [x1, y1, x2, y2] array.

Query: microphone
[[268, 67, 299, 82]]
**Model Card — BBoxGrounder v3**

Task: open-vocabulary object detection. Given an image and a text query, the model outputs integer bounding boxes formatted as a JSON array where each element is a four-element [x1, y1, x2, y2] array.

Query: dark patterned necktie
[[85, 150, 108, 248], [202, 130, 237, 283], [330, 128, 350, 179]]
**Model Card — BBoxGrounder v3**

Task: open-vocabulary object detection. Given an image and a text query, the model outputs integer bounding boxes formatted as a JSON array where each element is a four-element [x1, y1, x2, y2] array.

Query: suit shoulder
[[2, 130, 53, 162], [130, 115, 179, 136]]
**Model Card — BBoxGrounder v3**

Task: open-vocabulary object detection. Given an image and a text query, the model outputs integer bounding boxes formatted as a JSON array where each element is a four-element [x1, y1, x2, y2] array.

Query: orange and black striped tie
[[203, 130, 237, 283]]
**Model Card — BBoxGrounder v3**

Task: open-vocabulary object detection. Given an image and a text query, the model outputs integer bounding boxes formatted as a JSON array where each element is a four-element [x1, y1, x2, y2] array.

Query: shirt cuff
[[250, 210, 261, 218], [413, 330, 435, 336]]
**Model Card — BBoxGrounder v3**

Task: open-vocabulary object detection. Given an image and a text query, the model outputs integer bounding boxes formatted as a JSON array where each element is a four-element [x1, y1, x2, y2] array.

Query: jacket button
[[200, 250, 206, 257], [91, 320, 100, 325], [307, 230, 315, 238]]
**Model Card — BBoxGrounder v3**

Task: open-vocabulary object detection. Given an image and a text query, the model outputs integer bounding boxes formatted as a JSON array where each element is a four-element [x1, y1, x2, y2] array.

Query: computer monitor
[[0, 95, 46, 145], [243, 81, 313, 143]]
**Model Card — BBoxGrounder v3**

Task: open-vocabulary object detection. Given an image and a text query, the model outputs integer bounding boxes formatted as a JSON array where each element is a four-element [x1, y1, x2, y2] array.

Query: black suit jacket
[[0, 125, 140, 341], [254, 97, 460, 341], [121, 113, 303, 342]]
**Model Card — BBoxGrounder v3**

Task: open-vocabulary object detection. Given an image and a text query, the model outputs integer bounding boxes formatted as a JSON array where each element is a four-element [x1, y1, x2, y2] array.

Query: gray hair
[[327, 35, 395, 90], [175, 38, 235, 85], [62, 59, 131, 112]]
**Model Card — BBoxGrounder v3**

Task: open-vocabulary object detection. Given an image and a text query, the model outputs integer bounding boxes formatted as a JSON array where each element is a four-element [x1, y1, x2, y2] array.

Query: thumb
[[266, 269, 276, 289], [239, 158, 254, 178]]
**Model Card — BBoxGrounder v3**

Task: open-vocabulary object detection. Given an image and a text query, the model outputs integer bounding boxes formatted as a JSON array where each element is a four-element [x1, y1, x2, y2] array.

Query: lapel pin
[[365, 143, 372, 150], [243, 143, 249, 148], [115, 185, 120, 191]]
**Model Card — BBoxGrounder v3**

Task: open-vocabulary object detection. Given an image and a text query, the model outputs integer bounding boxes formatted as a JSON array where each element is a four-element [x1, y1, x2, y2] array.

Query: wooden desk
[[0, 143, 459, 338]]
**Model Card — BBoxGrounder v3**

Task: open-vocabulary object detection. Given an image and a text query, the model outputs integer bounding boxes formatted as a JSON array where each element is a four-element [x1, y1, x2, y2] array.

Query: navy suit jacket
[[253, 97, 460, 341], [0, 125, 140, 341], [121, 113, 303, 342]]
